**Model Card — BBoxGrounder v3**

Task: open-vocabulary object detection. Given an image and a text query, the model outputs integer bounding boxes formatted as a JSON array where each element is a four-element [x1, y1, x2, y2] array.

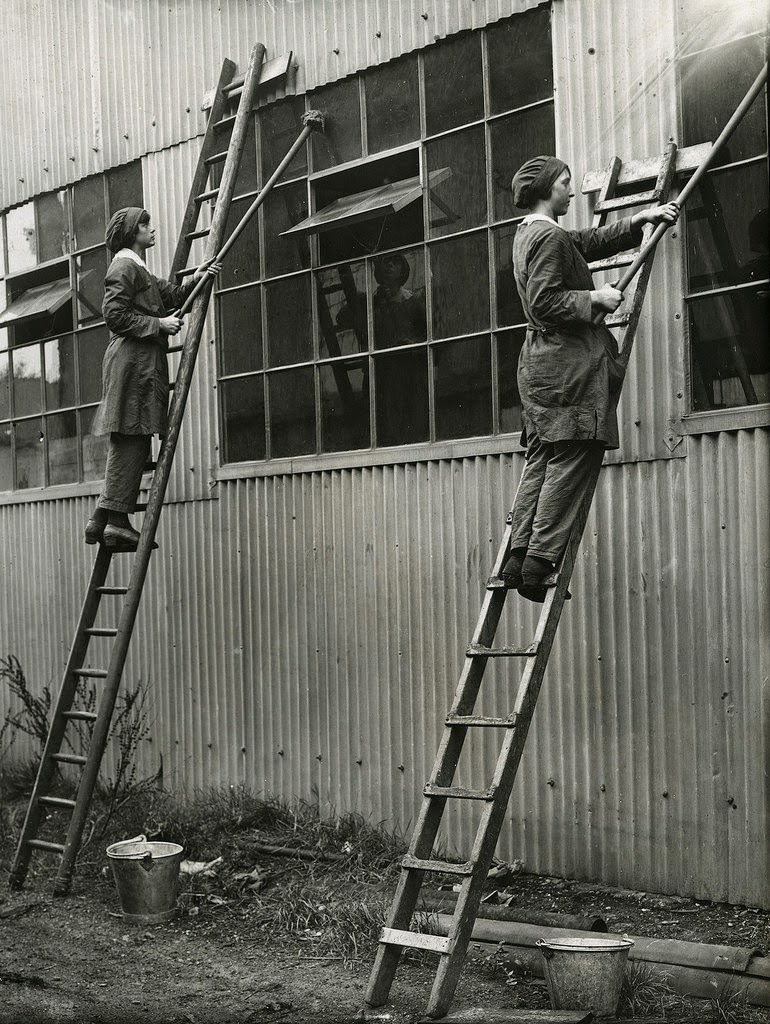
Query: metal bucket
[[106, 834, 183, 924], [537, 935, 634, 1018]]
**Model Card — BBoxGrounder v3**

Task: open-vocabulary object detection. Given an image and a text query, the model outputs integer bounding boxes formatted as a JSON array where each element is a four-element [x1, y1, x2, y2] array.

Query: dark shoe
[[498, 550, 524, 589], [84, 517, 105, 545], [102, 524, 158, 552], [519, 555, 570, 603]]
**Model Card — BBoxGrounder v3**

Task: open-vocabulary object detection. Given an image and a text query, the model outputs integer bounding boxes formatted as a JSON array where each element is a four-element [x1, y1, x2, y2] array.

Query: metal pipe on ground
[[416, 890, 607, 932]]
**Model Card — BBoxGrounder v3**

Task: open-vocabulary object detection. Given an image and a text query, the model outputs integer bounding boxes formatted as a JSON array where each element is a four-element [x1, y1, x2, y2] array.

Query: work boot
[[103, 513, 157, 552], [84, 507, 108, 545], [498, 548, 526, 589], [518, 554, 570, 603]]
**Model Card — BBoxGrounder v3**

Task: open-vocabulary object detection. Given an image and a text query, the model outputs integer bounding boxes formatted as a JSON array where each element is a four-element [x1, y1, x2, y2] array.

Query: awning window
[[0, 278, 72, 328]]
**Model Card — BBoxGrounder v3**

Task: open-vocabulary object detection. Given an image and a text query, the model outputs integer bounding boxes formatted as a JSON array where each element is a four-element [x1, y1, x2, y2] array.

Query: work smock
[[513, 214, 643, 451]]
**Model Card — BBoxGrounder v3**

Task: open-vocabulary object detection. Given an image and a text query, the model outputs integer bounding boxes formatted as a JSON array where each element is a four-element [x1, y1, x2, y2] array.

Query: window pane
[[220, 196, 260, 289], [6, 203, 37, 273], [15, 417, 44, 489], [37, 191, 70, 262], [44, 335, 76, 410], [434, 335, 492, 440], [0, 420, 11, 490], [430, 232, 490, 339], [317, 262, 368, 357], [424, 32, 483, 136], [686, 164, 769, 292], [0, 289, 6, 352], [47, 410, 78, 485], [0, 351, 9, 419], [78, 326, 109, 405], [490, 104, 555, 221], [0, 215, 6, 277], [212, 119, 258, 197], [309, 77, 362, 172], [488, 7, 553, 115], [681, 36, 766, 165], [268, 367, 315, 457], [493, 224, 525, 327], [426, 125, 487, 237], [80, 405, 108, 481], [320, 358, 370, 452], [221, 375, 266, 462], [689, 288, 770, 410], [11, 345, 43, 416], [364, 55, 419, 154], [261, 98, 308, 182], [497, 328, 525, 433], [218, 286, 262, 375], [77, 246, 109, 323], [263, 182, 310, 277], [107, 161, 144, 217], [371, 249, 427, 350], [73, 176, 106, 250], [374, 348, 429, 446], [677, 0, 765, 54], [264, 274, 313, 367]]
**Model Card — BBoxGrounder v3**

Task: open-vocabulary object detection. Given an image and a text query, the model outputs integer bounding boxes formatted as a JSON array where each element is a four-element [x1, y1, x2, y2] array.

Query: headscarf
[[374, 253, 410, 288], [105, 207, 148, 254], [511, 157, 569, 210]]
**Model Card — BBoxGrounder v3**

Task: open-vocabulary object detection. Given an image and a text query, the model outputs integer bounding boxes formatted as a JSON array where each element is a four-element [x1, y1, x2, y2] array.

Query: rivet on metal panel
[[333, 48, 340, 55], [278, 749, 284, 756]]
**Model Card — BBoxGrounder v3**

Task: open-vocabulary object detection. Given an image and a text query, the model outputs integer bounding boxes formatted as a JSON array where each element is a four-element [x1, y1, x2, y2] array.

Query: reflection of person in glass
[[84, 208, 219, 551]]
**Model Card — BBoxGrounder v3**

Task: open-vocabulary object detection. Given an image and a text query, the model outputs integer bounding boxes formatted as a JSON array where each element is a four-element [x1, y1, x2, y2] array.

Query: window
[[216, 8, 554, 463], [0, 161, 143, 491], [678, 4, 768, 411]]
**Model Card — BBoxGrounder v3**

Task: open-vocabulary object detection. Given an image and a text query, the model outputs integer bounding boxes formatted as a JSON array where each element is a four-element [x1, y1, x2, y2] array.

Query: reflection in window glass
[[106, 161, 144, 217], [220, 196, 260, 289], [365, 56, 419, 154], [15, 417, 44, 489], [0, 420, 11, 490], [221, 375, 266, 462], [490, 104, 555, 221], [434, 335, 492, 440], [677, 0, 764, 54], [0, 352, 9, 418], [261, 99, 309, 181], [374, 348, 429, 446], [269, 367, 315, 457], [263, 182, 310, 278], [426, 125, 487, 237], [320, 358, 370, 452], [80, 405, 108, 481], [318, 262, 368, 358], [370, 249, 426, 350], [430, 232, 490, 339], [264, 274, 313, 367], [77, 246, 109, 323], [0, 215, 6, 277], [6, 203, 37, 274], [73, 176, 106, 250], [496, 328, 525, 433], [219, 286, 262, 375], [424, 32, 483, 136], [37, 191, 70, 262], [47, 410, 78, 484], [78, 326, 109, 405], [493, 224, 525, 327], [487, 6, 553, 115], [309, 77, 362, 171], [11, 345, 43, 416], [44, 335, 76, 410]]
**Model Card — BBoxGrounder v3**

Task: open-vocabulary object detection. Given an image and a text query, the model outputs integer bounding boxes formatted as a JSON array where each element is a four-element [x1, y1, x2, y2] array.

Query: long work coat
[[92, 257, 193, 436], [513, 215, 642, 451]]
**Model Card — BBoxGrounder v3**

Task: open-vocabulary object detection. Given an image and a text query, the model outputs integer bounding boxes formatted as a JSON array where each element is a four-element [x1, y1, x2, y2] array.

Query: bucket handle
[[536, 939, 555, 961], [110, 834, 147, 852]]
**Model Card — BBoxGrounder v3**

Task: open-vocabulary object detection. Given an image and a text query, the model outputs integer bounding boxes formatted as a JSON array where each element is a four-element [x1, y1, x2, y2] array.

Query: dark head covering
[[512, 156, 570, 210], [105, 207, 149, 254], [374, 253, 410, 288]]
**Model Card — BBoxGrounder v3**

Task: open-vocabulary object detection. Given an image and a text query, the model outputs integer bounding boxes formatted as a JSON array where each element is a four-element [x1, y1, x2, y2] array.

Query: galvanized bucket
[[106, 834, 183, 924], [537, 934, 634, 1018]]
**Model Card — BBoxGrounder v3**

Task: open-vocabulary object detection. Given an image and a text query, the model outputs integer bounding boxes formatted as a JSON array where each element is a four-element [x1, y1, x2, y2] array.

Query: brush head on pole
[[302, 109, 326, 133]]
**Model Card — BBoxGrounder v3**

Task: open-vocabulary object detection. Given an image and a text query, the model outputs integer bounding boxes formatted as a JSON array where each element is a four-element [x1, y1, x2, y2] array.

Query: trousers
[[510, 434, 605, 564], [97, 433, 151, 514]]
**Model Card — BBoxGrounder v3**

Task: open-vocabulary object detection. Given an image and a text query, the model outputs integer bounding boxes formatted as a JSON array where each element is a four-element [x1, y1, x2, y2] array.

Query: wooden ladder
[[9, 44, 270, 896], [364, 143, 678, 1020]]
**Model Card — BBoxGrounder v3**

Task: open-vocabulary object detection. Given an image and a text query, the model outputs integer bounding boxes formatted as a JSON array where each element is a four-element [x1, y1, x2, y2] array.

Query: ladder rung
[[466, 643, 538, 658], [63, 710, 98, 722], [196, 186, 220, 203], [38, 796, 76, 810], [595, 189, 657, 212], [446, 715, 518, 729], [166, 343, 184, 353], [401, 855, 474, 876], [213, 113, 236, 131], [134, 502, 148, 512], [95, 586, 128, 595], [486, 575, 515, 589], [84, 628, 118, 638], [605, 312, 632, 327], [186, 227, 211, 241], [73, 667, 108, 678], [52, 753, 87, 766], [204, 150, 228, 166], [380, 928, 452, 955], [424, 784, 496, 801], [144, 462, 157, 472], [176, 266, 197, 280], [588, 253, 638, 273], [28, 839, 65, 854]]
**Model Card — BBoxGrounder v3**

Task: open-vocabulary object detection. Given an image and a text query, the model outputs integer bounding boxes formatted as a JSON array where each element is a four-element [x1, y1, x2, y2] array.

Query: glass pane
[[47, 410, 78, 485], [681, 36, 766, 165], [364, 55, 419, 154], [689, 287, 770, 410], [80, 405, 108, 481], [264, 273, 313, 367], [371, 249, 427, 350], [73, 176, 107, 250], [320, 358, 370, 452], [15, 417, 44, 489], [107, 161, 144, 217], [493, 224, 525, 327], [309, 77, 362, 171], [10, 274, 73, 348], [268, 366, 315, 457], [434, 335, 492, 440], [213, 119, 258, 197], [487, 7, 553, 115], [220, 196, 260, 289], [430, 232, 490, 339], [218, 286, 262, 376], [11, 344, 43, 416], [263, 182, 310, 278], [0, 288, 7, 352], [261, 98, 308, 182], [78, 326, 109, 405], [221, 375, 266, 462], [318, 262, 368, 357], [497, 328, 525, 433], [0, 351, 9, 419], [37, 191, 71, 262], [0, 215, 6, 277], [6, 203, 37, 273], [678, 0, 765, 54], [374, 348, 429, 447], [0, 419, 11, 491], [77, 246, 109, 323], [426, 125, 487, 237], [44, 335, 76, 410], [490, 104, 556, 221], [425, 32, 484, 136]]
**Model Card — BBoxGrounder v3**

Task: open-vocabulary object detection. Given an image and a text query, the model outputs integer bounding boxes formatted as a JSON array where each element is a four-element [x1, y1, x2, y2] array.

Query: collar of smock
[[111, 248, 147, 268]]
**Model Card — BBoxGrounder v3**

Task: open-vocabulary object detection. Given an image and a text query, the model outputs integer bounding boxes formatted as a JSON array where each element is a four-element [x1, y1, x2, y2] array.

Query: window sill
[[0, 478, 104, 507], [676, 403, 770, 436]]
